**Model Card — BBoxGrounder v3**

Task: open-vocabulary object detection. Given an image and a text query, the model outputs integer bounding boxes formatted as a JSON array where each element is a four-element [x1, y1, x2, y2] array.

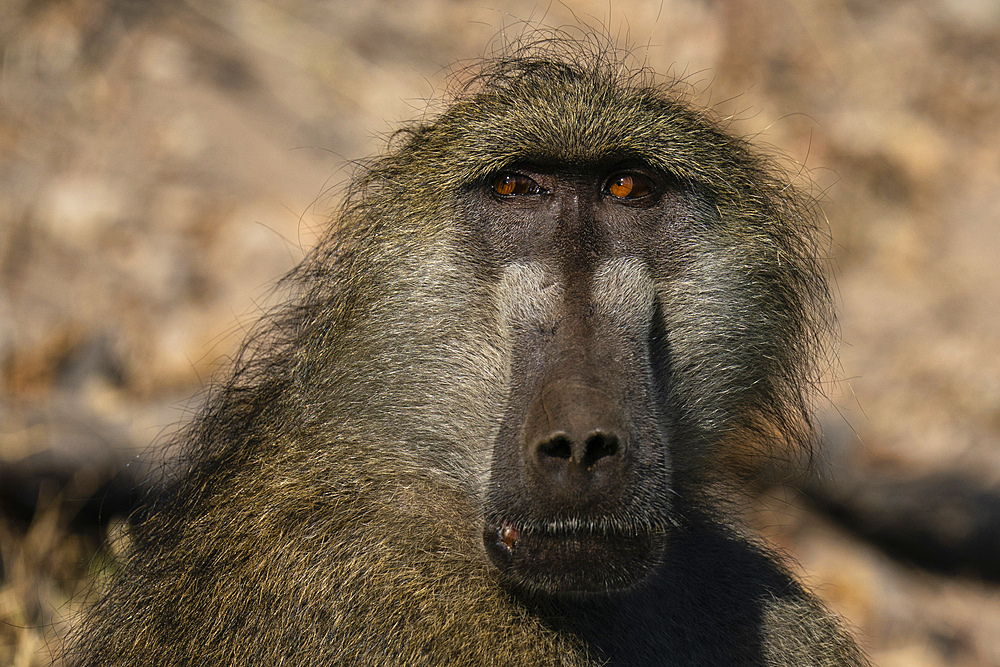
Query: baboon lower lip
[[484, 520, 664, 593]]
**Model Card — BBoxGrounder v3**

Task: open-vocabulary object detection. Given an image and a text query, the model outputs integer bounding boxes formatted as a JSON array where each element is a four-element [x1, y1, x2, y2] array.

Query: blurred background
[[2, 0, 999, 664]]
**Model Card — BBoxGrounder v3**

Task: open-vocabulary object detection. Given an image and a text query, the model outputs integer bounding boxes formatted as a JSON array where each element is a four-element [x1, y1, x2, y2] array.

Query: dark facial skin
[[474, 164, 685, 594]]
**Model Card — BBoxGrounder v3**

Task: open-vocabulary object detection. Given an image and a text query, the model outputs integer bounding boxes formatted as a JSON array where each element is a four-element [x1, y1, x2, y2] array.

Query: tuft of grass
[[0, 498, 121, 666]]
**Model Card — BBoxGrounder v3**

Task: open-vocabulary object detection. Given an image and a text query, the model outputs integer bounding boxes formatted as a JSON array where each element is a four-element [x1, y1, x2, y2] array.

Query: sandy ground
[[2, 0, 999, 664]]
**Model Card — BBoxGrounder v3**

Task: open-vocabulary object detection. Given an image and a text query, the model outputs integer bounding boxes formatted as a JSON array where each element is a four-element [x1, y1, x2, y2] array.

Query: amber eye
[[491, 173, 542, 197], [605, 173, 654, 200]]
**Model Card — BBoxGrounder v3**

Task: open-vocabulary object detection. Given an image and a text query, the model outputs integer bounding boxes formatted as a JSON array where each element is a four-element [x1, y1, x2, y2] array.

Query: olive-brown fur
[[69, 39, 868, 666]]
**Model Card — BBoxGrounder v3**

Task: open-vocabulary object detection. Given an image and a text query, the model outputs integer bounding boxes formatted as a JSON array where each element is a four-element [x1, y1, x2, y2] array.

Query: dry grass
[[0, 503, 107, 666]]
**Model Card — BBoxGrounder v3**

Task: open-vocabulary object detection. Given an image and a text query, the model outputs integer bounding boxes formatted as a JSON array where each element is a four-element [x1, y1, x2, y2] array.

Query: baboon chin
[[484, 518, 666, 594], [70, 37, 870, 666]]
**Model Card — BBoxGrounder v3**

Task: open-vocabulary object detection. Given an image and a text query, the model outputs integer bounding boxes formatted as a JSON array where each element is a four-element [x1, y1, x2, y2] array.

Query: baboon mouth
[[483, 520, 665, 594]]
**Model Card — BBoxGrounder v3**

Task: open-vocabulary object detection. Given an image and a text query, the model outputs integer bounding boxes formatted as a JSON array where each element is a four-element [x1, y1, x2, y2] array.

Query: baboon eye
[[491, 173, 543, 197], [605, 173, 654, 200]]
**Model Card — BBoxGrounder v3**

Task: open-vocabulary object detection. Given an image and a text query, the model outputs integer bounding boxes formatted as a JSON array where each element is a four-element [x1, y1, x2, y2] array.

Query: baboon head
[[283, 40, 829, 599], [67, 36, 861, 667]]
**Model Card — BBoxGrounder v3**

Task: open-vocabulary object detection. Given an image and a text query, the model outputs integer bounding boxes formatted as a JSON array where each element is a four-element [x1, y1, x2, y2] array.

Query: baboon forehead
[[427, 65, 742, 186]]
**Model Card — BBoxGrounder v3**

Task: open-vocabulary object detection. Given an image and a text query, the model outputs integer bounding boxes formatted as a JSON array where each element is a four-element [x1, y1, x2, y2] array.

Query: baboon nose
[[535, 430, 620, 469], [525, 382, 627, 507]]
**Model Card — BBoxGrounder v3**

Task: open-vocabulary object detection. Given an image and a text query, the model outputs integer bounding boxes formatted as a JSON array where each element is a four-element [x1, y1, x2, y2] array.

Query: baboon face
[[471, 166, 678, 594], [335, 59, 823, 600]]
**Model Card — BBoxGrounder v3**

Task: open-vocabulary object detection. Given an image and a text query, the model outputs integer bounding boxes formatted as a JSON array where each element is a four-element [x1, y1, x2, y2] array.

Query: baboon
[[70, 39, 869, 666]]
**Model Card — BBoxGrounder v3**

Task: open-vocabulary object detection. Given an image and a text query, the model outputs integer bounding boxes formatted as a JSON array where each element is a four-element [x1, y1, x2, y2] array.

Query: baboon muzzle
[[523, 378, 628, 511], [484, 287, 670, 595]]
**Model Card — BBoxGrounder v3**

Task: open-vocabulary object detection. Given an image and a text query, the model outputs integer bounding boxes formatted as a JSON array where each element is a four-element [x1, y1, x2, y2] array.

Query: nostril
[[535, 432, 621, 468], [537, 434, 573, 460], [583, 432, 619, 468]]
